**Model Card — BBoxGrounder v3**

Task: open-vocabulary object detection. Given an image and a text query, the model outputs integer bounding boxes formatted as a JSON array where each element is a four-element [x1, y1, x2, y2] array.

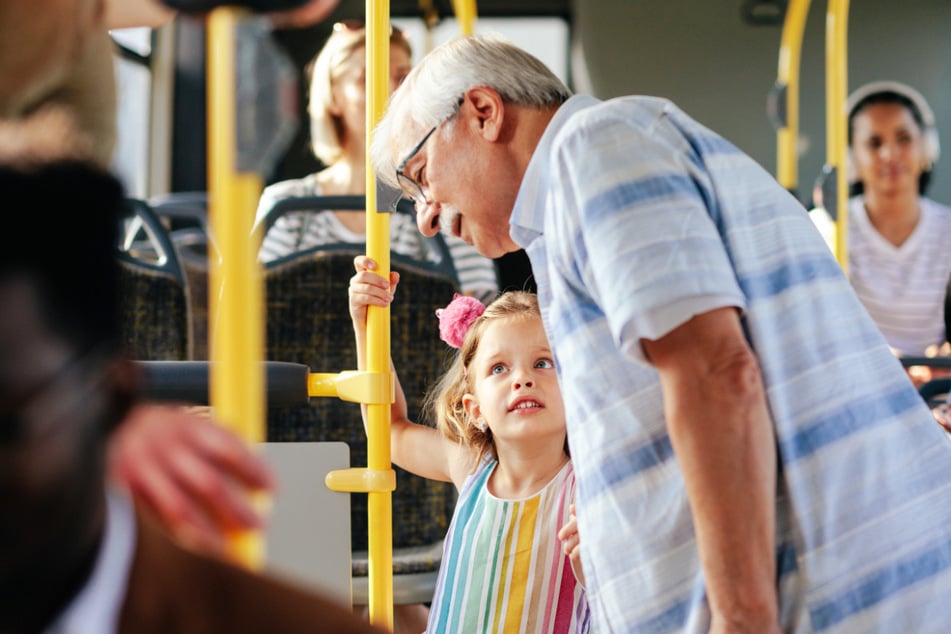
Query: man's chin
[[471, 237, 519, 259]]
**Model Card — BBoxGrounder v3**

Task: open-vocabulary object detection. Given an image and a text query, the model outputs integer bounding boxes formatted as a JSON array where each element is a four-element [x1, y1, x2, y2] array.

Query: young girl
[[349, 256, 589, 634]]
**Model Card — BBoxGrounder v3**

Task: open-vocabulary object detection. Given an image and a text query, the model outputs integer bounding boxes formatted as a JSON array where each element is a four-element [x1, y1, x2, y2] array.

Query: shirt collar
[[510, 94, 602, 248], [46, 489, 137, 634]]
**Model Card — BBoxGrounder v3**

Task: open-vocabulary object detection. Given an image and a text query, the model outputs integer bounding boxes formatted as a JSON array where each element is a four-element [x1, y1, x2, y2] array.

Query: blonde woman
[[257, 22, 498, 302]]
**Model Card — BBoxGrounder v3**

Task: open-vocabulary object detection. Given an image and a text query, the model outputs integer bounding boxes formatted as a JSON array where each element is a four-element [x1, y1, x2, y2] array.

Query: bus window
[[392, 16, 570, 85], [111, 28, 154, 198]]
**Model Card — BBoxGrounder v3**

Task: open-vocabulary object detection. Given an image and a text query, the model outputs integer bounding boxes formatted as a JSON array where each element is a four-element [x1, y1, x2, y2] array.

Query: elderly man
[[369, 34, 951, 633]]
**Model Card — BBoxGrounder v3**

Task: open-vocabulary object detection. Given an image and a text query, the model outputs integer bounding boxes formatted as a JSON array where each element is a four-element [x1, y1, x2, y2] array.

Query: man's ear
[[462, 86, 505, 142]]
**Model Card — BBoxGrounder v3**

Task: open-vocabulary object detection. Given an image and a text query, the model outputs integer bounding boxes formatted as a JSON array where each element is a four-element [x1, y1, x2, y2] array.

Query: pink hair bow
[[435, 293, 485, 349]]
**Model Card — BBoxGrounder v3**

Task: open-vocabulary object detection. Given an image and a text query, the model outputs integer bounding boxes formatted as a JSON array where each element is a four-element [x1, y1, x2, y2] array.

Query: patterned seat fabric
[[264, 248, 458, 558]]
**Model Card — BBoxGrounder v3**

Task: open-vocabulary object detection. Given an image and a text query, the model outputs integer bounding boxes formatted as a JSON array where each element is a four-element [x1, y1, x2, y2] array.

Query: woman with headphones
[[843, 81, 951, 360]]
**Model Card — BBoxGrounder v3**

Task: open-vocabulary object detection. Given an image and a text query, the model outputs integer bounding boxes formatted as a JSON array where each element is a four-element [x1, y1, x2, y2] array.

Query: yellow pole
[[775, 0, 811, 191], [826, 0, 850, 272], [451, 0, 477, 35], [207, 7, 266, 566], [365, 0, 394, 628]]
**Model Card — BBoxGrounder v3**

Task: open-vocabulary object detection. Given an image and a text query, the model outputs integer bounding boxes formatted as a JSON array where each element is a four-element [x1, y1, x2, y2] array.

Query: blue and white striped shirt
[[511, 95, 951, 633]]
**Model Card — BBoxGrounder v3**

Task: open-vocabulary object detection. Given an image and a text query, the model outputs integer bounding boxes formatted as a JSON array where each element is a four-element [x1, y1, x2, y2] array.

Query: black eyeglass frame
[[394, 98, 464, 211]]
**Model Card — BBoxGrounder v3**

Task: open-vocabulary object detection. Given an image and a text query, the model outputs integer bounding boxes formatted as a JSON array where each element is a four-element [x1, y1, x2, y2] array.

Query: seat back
[[117, 199, 190, 360], [149, 191, 213, 360], [258, 194, 459, 284], [264, 247, 458, 551], [920, 377, 951, 409]]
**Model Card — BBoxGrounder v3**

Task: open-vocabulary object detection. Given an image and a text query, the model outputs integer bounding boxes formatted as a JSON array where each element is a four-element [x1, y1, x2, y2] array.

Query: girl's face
[[851, 102, 926, 198], [329, 42, 412, 143], [463, 315, 566, 447]]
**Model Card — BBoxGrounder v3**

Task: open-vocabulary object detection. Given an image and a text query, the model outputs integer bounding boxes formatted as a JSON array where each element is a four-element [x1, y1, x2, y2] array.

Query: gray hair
[[371, 34, 571, 188]]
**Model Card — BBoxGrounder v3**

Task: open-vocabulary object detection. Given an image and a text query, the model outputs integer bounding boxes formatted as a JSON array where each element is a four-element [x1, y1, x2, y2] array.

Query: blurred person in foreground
[[0, 159, 383, 634], [0, 0, 340, 554]]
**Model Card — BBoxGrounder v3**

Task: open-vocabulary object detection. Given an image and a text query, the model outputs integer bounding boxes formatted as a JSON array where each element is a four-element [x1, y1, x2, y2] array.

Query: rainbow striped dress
[[426, 459, 590, 633]]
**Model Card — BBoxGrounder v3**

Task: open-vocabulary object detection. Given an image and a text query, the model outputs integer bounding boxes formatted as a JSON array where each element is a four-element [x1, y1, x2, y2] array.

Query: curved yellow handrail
[[826, 0, 850, 272], [774, 0, 811, 192], [206, 7, 266, 568]]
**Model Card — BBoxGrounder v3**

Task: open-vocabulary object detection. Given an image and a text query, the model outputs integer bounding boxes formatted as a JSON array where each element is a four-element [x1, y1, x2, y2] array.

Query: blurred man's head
[[0, 161, 135, 629]]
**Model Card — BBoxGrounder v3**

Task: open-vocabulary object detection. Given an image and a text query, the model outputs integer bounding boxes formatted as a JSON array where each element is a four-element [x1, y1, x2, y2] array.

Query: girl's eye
[[491, 364, 507, 375], [535, 358, 554, 369]]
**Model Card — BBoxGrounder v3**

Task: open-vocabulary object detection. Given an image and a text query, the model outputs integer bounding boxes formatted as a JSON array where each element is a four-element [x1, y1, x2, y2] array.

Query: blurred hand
[[557, 504, 585, 587], [108, 404, 275, 554]]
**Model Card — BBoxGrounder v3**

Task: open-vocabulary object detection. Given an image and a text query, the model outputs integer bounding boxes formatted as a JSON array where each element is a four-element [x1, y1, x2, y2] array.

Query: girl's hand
[[349, 255, 399, 327], [558, 504, 586, 587]]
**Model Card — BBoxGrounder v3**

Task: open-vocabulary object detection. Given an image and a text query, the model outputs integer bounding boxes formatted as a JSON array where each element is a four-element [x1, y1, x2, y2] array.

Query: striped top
[[256, 174, 498, 302], [846, 195, 951, 355], [427, 459, 590, 634], [512, 95, 951, 632]]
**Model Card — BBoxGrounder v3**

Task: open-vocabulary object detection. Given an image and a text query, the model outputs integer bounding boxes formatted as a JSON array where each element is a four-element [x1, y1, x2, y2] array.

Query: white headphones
[[846, 80, 940, 184]]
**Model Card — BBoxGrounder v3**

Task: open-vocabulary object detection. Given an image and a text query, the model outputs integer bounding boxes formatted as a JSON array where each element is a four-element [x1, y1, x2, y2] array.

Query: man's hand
[[108, 404, 276, 554]]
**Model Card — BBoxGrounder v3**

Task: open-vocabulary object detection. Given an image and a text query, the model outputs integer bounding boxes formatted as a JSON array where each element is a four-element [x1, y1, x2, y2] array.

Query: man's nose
[[416, 201, 441, 237]]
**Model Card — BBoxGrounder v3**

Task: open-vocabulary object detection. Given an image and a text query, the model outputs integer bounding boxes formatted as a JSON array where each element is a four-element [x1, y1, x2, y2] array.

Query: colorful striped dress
[[426, 459, 590, 634]]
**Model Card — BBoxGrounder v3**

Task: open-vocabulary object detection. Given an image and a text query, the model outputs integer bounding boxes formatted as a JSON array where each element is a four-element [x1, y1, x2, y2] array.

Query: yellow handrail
[[323, 1, 396, 629], [206, 7, 266, 567], [774, 0, 811, 192], [826, 0, 850, 271], [451, 0, 477, 35]]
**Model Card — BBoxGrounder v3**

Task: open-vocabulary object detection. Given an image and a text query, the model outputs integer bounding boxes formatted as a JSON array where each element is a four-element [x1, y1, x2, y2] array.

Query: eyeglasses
[[395, 98, 463, 210]]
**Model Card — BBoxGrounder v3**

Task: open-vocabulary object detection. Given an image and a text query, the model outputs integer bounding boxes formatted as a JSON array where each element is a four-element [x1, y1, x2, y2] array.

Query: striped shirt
[[256, 174, 498, 302], [847, 195, 951, 355], [511, 94, 951, 633], [427, 459, 590, 634]]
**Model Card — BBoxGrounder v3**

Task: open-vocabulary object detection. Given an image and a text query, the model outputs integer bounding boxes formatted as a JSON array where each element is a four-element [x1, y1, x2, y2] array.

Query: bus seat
[[264, 246, 458, 605], [149, 192, 212, 360], [256, 194, 459, 285], [117, 199, 190, 361], [919, 377, 951, 409]]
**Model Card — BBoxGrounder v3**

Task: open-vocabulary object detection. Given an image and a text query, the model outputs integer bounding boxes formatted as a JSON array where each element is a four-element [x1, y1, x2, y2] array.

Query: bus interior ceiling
[[122, 0, 951, 208]]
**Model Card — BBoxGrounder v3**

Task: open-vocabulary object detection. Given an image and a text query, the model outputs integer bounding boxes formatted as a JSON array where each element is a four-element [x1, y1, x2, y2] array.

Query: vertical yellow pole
[[451, 0, 477, 35], [826, 0, 850, 272], [365, 0, 394, 628], [207, 7, 266, 566], [775, 0, 811, 191]]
